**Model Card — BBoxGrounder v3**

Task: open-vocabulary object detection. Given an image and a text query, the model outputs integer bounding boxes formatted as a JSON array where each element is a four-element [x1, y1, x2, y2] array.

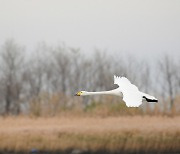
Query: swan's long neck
[[84, 88, 121, 97]]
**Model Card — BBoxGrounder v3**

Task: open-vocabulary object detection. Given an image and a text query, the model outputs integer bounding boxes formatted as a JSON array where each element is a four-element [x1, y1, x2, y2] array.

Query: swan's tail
[[141, 92, 158, 103]]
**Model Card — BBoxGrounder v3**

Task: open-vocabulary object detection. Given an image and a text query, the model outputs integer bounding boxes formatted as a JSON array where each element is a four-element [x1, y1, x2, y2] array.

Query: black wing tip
[[143, 96, 158, 103]]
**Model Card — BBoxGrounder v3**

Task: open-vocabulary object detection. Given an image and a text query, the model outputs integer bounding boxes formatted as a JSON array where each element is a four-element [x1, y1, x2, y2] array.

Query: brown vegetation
[[0, 116, 179, 153]]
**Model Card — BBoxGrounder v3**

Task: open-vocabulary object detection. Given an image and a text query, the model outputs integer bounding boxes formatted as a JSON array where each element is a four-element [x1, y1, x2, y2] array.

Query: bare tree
[[91, 50, 114, 91], [52, 44, 71, 94], [69, 48, 86, 91], [25, 43, 53, 97], [139, 62, 151, 93], [0, 39, 25, 114], [174, 58, 180, 94], [158, 55, 178, 110]]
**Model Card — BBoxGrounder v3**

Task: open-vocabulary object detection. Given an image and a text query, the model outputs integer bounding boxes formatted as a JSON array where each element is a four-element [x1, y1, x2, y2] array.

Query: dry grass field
[[0, 116, 179, 154]]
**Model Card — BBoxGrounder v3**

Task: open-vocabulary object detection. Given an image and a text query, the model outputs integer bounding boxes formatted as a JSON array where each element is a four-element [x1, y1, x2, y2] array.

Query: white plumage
[[75, 75, 158, 107], [114, 76, 142, 107]]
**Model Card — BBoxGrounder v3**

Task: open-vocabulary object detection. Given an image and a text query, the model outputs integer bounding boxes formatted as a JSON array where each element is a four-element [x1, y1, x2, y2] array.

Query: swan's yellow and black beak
[[74, 91, 82, 96]]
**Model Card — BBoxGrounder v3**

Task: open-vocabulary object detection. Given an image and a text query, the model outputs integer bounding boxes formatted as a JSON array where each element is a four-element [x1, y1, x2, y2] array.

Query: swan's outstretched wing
[[114, 75, 142, 107]]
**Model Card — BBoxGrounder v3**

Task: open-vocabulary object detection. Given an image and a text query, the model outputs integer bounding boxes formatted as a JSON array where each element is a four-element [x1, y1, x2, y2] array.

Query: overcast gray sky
[[0, 0, 180, 59]]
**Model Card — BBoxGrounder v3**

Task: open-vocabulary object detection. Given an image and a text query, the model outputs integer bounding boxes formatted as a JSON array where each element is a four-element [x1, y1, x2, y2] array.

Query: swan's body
[[75, 75, 158, 107]]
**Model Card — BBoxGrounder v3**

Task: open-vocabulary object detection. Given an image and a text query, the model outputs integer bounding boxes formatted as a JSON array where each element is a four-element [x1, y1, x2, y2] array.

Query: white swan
[[75, 75, 158, 107]]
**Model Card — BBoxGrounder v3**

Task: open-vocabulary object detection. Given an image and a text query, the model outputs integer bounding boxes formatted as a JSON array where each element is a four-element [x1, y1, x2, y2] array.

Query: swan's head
[[75, 91, 87, 96]]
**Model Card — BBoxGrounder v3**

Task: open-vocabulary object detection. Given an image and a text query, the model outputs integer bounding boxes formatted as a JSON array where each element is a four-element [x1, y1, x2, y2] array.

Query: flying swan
[[75, 75, 158, 107]]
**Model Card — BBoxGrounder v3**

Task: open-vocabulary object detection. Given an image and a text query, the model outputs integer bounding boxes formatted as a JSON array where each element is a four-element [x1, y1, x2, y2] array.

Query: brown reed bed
[[0, 116, 179, 153]]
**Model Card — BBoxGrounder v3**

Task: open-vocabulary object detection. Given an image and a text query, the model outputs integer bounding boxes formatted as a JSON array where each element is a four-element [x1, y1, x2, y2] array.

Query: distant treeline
[[0, 39, 179, 115]]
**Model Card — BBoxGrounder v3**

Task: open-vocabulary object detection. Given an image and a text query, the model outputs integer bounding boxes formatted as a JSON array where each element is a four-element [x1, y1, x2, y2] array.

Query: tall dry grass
[[0, 116, 179, 153], [28, 94, 180, 117]]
